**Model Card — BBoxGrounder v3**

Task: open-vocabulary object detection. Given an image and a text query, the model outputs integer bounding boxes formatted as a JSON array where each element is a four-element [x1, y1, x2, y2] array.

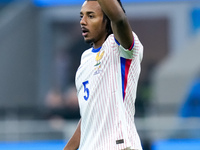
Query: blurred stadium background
[[0, 0, 200, 149]]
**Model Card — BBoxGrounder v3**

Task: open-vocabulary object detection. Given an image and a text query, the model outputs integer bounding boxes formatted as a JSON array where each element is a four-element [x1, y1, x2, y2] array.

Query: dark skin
[[80, 0, 133, 49], [63, 1, 134, 150], [97, 0, 133, 49], [63, 120, 81, 150], [80, 1, 107, 48]]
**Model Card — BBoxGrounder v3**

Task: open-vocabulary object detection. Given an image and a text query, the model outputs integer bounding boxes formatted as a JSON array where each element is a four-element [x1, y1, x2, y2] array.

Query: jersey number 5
[[82, 81, 89, 101]]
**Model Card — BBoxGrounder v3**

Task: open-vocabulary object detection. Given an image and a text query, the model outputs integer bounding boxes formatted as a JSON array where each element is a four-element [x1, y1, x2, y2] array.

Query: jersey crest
[[94, 51, 105, 75], [95, 51, 105, 67]]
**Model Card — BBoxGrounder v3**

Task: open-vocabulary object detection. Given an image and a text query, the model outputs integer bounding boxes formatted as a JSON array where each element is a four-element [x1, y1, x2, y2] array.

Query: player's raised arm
[[97, 0, 134, 49]]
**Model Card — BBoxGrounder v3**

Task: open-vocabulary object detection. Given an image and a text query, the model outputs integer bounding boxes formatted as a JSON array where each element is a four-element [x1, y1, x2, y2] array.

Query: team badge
[[94, 51, 104, 75]]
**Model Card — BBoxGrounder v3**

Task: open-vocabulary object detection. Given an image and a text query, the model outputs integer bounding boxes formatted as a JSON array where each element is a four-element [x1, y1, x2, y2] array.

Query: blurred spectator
[[45, 86, 80, 120], [170, 72, 200, 139], [63, 86, 79, 110], [45, 88, 63, 109], [179, 73, 200, 118]]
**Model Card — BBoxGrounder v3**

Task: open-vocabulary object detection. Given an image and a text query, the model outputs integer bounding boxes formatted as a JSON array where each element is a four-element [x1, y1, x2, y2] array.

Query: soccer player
[[63, 0, 143, 150]]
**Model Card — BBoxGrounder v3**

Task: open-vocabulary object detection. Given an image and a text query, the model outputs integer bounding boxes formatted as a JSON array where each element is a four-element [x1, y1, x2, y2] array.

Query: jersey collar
[[92, 46, 102, 53]]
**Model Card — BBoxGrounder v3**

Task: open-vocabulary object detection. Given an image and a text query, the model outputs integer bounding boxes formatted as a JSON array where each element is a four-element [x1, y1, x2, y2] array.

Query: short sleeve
[[118, 32, 143, 62]]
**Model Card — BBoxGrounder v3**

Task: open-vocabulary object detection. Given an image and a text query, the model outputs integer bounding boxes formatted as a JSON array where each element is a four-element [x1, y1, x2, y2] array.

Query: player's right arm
[[97, 0, 133, 50], [63, 119, 81, 150]]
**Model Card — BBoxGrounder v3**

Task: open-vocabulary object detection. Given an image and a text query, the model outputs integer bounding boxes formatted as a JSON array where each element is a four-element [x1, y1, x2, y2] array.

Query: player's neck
[[92, 34, 107, 49], [93, 43, 102, 49]]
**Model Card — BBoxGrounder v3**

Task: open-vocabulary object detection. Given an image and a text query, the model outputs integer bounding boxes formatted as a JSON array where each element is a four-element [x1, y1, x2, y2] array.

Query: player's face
[[80, 1, 107, 48]]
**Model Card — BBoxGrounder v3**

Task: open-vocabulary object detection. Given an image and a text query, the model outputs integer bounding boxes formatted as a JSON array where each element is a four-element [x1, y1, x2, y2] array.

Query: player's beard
[[84, 38, 94, 46]]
